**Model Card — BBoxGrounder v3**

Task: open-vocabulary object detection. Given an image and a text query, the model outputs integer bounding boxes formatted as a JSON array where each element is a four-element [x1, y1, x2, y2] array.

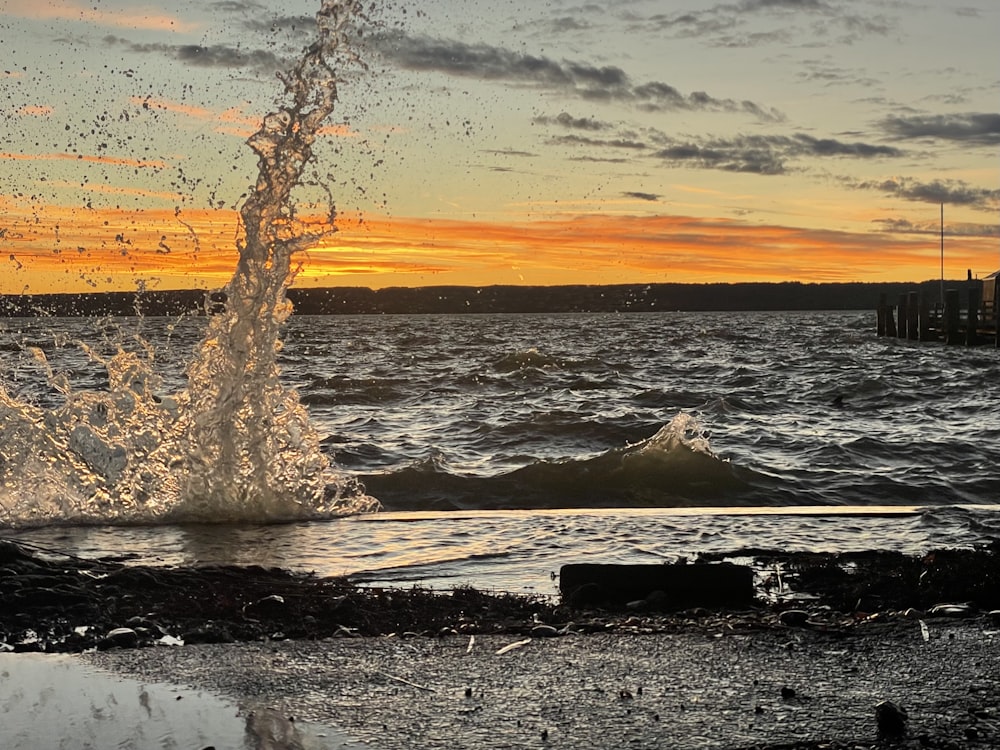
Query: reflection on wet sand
[[0, 653, 350, 749]]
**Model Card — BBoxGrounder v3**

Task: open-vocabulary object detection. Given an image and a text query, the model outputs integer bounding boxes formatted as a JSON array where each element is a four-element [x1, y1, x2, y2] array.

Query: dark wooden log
[[876, 293, 887, 336], [896, 294, 908, 338], [560, 562, 755, 610]]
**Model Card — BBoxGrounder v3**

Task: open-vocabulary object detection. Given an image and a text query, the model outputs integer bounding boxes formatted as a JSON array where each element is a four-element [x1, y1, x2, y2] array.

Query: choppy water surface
[[4, 310, 1000, 590], [1, 0, 998, 588], [10, 504, 1000, 594]]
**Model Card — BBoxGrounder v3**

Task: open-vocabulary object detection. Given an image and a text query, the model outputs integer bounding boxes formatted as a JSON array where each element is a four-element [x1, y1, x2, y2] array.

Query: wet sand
[[4, 538, 1000, 748], [86, 620, 1000, 749]]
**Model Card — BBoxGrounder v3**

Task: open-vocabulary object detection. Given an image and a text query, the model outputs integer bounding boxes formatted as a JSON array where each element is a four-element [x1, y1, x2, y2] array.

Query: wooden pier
[[876, 277, 999, 347]]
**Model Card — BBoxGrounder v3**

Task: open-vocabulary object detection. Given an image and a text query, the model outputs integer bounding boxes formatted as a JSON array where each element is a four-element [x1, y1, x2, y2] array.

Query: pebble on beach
[[875, 699, 908, 738]]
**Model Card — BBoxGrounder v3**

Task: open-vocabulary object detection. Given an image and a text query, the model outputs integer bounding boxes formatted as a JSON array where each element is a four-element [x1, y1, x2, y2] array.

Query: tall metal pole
[[940, 202, 944, 307]]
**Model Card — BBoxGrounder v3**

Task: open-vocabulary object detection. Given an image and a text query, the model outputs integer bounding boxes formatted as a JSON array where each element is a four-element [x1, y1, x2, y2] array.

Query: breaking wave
[[363, 413, 761, 510]]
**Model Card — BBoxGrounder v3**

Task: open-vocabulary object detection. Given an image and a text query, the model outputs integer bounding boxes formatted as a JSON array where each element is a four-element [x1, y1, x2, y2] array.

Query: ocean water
[[2, 1, 999, 594], [3, 310, 1000, 592]]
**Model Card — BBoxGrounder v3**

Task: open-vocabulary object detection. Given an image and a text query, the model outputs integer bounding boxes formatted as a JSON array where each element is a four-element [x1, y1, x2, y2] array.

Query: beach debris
[[780, 686, 796, 700], [375, 671, 436, 693], [875, 700, 908, 738], [929, 603, 975, 617], [242, 594, 286, 617], [495, 638, 532, 655], [124, 615, 169, 641], [181, 622, 235, 645], [530, 624, 561, 638], [99, 627, 140, 649], [919, 620, 929, 641], [466, 634, 475, 653], [778, 609, 810, 626]]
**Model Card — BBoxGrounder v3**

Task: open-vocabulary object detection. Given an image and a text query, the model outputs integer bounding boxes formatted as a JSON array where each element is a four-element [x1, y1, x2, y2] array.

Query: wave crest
[[366, 412, 756, 510]]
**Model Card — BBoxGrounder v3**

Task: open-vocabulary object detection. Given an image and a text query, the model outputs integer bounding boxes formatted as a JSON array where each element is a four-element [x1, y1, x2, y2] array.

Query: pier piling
[[966, 287, 980, 346], [897, 294, 908, 339], [944, 289, 961, 345], [875, 280, 998, 346], [906, 292, 919, 341], [918, 294, 933, 341]]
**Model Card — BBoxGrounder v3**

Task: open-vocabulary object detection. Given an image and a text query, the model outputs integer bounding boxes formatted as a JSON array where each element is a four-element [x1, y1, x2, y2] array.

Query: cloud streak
[[104, 35, 284, 74], [649, 132, 902, 174], [849, 177, 1000, 211], [639, 0, 892, 48], [0, 151, 167, 170], [374, 32, 784, 120], [880, 113, 1000, 146], [531, 111, 904, 173]]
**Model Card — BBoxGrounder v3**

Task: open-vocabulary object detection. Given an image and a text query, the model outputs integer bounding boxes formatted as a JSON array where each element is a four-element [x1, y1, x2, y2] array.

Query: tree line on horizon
[[0, 280, 977, 317]]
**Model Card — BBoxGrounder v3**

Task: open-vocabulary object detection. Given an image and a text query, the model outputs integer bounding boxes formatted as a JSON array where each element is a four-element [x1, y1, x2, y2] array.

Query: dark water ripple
[[5, 310, 1000, 512]]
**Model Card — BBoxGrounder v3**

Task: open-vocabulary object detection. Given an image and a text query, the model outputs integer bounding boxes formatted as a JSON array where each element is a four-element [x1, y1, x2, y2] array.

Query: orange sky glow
[[3, 203, 995, 295], [1, 0, 996, 296], [4, 0, 199, 33]]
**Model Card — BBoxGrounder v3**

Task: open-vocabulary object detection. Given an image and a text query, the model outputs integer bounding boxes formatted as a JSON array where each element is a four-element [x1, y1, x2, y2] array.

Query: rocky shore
[[3, 537, 1000, 748], [2, 538, 999, 652]]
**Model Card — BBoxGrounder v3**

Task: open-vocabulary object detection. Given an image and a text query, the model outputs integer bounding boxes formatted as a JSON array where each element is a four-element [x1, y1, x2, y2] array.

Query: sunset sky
[[1, 0, 997, 294]]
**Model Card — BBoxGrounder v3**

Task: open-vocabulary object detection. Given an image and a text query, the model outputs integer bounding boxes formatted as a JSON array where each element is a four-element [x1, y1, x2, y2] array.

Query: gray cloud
[[851, 177, 1000, 210], [545, 17, 593, 33], [880, 113, 1000, 146], [104, 35, 284, 74], [874, 217, 999, 238], [653, 133, 903, 174], [550, 134, 648, 150], [639, 1, 891, 47], [483, 149, 537, 158], [375, 34, 573, 85], [210, 1, 267, 12], [655, 139, 784, 174], [623, 191, 660, 202], [569, 155, 629, 164], [738, 0, 832, 10], [793, 133, 900, 157], [795, 59, 880, 89], [533, 112, 613, 131], [240, 14, 316, 36], [373, 33, 783, 120]]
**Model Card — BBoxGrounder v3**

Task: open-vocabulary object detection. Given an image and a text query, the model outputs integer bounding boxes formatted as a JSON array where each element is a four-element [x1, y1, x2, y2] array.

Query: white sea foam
[[0, 1, 379, 527]]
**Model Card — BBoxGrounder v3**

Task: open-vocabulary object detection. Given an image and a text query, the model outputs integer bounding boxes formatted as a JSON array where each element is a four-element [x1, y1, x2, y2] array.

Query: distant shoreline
[[0, 279, 970, 317]]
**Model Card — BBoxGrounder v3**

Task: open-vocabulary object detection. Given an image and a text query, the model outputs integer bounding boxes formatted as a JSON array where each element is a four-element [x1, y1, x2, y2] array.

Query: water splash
[[0, 0, 379, 527]]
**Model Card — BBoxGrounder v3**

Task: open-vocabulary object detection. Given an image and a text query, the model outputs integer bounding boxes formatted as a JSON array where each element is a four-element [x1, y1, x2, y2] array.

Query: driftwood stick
[[376, 671, 436, 693]]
